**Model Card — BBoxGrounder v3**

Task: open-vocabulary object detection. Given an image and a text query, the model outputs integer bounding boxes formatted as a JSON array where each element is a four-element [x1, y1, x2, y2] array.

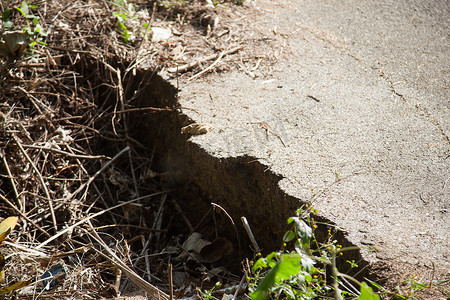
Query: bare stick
[[91, 224, 167, 232], [108, 107, 175, 114], [332, 246, 343, 300], [241, 216, 261, 253], [172, 199, 194, 232], [12, 134, 58, 232], [0, 193, 51, 238], [16, 86, 44, 115], [67, 145, 130, 202], [21, 144, 110, 160], [167, 45, 243, 73], [136, 194, 167, 270], [188, 50, 225, 81], [168, 263, 173, 300], [85, 226, 170, 300], [0, 150, 21, 210], [36, 190, 170, 250], [233, 275, 247, 300], [192, 207, 212, 232], [211, 202, 241, 260]]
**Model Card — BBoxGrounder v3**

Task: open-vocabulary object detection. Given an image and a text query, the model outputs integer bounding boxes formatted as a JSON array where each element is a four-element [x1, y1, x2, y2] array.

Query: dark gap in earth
[[123, 68, 378, 283]]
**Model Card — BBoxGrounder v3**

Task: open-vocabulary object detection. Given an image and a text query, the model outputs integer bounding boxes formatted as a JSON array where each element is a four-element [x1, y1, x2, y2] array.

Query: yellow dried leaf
[[0, 230, 10, 244], [0, 252, 4, 272], [0, 217, 18, 242], [0, 280, 30, 294], [181, 123, 209, 135]]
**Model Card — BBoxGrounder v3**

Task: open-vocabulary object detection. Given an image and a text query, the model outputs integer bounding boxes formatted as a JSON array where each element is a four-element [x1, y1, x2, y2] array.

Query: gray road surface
[[173, 0, 450, 283]]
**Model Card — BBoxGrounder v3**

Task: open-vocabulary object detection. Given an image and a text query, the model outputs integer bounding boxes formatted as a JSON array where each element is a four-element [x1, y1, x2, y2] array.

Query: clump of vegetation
[[0, 1, 47, 63], [245, 207, 379, 300], [111, 0, 137, 42]]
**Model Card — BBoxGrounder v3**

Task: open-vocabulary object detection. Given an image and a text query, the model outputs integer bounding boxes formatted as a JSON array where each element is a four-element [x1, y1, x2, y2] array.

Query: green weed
[[0, 1, 47, 63], [245, 207, 379, 300]]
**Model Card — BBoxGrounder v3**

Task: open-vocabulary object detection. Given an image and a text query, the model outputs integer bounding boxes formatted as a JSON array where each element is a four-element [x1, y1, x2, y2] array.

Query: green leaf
[[301, 256, 315, 272], [250, 290, 266, 300], [1, 8, 11, 21], [411, 281, 429, 290], [365, 278, 386, 292], [265, 252, 279, 269], [283, 230, 295, 243], [288, 217, 312, 245], [16, 1, 29, 17], [358, 282, 380, 300], [252, 258, 267, 272], [250, 254, 302, 300]]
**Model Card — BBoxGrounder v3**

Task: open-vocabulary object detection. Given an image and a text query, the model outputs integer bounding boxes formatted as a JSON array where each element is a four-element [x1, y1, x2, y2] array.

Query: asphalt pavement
[[173, 0, 449, 287]]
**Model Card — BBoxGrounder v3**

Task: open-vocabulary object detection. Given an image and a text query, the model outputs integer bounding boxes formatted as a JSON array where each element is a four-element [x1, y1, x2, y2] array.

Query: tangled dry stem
[[0, 0, 254, 298]]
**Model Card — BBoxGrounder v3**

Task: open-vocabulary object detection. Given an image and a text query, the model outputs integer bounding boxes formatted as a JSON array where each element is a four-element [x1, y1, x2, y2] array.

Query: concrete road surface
[[171, 0, 449, 291]]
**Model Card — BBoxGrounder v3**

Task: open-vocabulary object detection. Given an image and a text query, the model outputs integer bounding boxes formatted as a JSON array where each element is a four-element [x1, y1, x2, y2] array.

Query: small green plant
[[196, 281, 222, 300], [246, 207, 380, 300], [15, 1, 47, 47], [0, 1, 47, 62], [111, 0, 137, 43], [366, 275, 437, 300]]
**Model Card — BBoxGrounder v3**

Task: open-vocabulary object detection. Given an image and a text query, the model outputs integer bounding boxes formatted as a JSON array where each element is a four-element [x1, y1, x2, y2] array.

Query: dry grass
[[0, 0, 253, 298]]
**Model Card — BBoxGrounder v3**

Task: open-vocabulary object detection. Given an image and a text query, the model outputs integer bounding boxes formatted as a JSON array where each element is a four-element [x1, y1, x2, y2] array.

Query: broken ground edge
[[126, 69, 372, 281]]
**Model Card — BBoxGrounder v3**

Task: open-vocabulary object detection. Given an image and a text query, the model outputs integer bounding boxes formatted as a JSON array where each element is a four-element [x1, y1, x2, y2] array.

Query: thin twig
[[332, 246, 343, 300], [167, 45, 243, 73], [22, 144, 110, 160], [188, 50, 225, 81], [337, 272, 361, 296], [67, 145, 130, 202], [12, 134, 58, 232], [0, 150, 21, 210], [168, 263, 173, 300], [0, 193, 51, 238], [192, 207, 212, 232], [108, 106, 175, 114], [35, 190, 170, 250], [232, 275, 247, 300], [91, 224, 167, 232], [241, 216, 261, 253], [137, 194, 168, 271], [84, 225, 170, 300], [172, 199, 194, 232], [211, 202, 241, 260]]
